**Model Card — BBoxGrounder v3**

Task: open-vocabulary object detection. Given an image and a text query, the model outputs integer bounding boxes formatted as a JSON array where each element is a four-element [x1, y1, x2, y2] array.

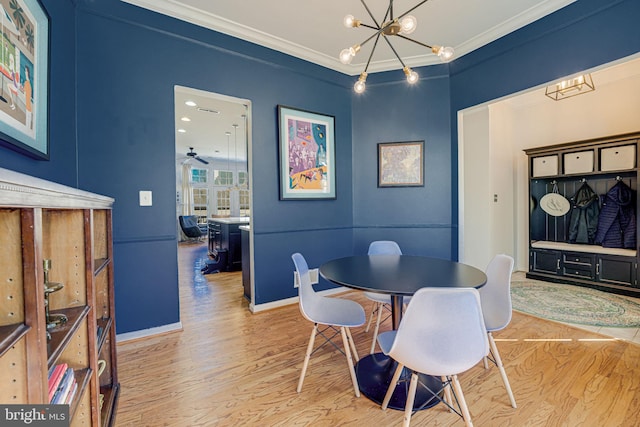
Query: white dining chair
[[292, 253, 366, 396], [377, 287, 489, 427], [364, 240, 411, 354], [478, 254, 517, 408]]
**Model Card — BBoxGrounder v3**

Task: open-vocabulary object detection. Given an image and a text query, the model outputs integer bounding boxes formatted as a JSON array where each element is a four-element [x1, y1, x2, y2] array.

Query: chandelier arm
[[359, 23, 381, 31], [388, 0, 395, 20], [381, 35, 407, 68], [363, 33, 382, 72], [360, 0, 382, 28], [396, 34, 434, 49], [396, 0, 431, 20]]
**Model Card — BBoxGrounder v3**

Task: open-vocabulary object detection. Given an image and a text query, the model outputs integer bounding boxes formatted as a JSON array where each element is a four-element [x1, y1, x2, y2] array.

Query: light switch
[[139, 191, 152, 206]]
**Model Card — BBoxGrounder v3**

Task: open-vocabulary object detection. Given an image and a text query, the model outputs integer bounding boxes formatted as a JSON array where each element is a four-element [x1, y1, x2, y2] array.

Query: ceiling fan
[[186, 147, 209, 164]]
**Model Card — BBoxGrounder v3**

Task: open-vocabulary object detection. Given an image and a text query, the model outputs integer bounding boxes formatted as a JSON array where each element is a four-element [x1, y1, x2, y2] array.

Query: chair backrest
[[179, 215, 203, 238], [478, 254, 514, 331], [387, 287, 489, 376], [368, 241, 402, 255], [292, 253, 324, 323]]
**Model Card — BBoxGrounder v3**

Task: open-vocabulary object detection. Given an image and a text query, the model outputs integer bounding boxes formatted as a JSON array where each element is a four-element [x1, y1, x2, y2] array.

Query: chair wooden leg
[[370, 303, 384, 354], [365, 302, 378, 332], [451, 374, 473, 427], [341, 326, 360, 397], [297, 324, 317, 393], [345, 327, 359, 361], [441, 375, 454, 413], [483, 356, 488, 369], [382, 363, 404, 410], [402, 372, 418, 427], [488, 332, 517, 408]]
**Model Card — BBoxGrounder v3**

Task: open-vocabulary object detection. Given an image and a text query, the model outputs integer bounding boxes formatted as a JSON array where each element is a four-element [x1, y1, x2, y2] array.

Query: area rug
[[511, 281, 640, 327]]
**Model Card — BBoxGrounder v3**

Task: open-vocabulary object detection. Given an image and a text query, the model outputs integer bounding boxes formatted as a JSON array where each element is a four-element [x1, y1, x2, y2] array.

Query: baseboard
[[116, 322, 183, 343], [250, 286, 350, 313]]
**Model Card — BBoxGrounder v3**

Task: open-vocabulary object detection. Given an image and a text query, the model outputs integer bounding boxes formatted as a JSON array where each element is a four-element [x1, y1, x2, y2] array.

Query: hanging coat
[[595, 181, 636, 249], [568, 182, 600, 244]]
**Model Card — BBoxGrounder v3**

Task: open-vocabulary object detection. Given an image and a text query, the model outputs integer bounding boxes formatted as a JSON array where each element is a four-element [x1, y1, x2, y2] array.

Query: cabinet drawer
[[563, 264, 595, 280], [564, 150, 594, 174], [562, 252, 595, 267], [600, 144, 636, 171], [532, 155, 558, 177]]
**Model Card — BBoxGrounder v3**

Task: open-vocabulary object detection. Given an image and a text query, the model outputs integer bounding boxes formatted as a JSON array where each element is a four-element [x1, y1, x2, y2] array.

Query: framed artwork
[[378, 141, 424, 187], [277, 105, 336, 200], [0, 0, 49, 160]]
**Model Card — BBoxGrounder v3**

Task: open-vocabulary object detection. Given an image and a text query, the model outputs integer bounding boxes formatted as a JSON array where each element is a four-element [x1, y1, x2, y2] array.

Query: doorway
[[174, 86, 253, 305]]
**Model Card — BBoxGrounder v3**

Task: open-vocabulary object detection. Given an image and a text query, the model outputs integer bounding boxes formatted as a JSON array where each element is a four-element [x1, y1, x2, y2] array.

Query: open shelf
[[0, 323, 30, 358], [47, 306, 90, 368]]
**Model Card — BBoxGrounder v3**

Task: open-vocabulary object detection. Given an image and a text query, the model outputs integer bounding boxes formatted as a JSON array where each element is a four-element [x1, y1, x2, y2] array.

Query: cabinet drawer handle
[[557, 259, 560, 270], [596, 263, 600, 276]]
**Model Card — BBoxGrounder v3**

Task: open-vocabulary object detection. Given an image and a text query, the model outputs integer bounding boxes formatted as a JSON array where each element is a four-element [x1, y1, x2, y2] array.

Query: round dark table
[[319, 255, 487, 411]]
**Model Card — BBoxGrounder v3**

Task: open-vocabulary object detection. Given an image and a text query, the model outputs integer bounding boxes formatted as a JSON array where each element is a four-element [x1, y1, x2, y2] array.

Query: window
[[193, 188, 208, 222], [191, 168, 207, 183], [239, 189, 250, 217], [216, 189, 230, 216], [213, 170, 233, 186], [238, 171, 248, 187]]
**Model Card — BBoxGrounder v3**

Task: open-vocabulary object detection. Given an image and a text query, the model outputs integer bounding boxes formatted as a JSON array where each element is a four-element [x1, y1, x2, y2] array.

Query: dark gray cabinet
[[208, 218, 250, 272], [525, 132, 640, 296]]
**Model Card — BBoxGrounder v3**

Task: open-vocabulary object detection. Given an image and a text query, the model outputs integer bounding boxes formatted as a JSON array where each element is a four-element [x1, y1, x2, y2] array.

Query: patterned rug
[[511, 281, 640, 327]]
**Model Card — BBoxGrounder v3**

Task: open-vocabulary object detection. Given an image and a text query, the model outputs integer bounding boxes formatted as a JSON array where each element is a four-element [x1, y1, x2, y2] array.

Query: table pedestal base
[[356, 353, 442, 411]]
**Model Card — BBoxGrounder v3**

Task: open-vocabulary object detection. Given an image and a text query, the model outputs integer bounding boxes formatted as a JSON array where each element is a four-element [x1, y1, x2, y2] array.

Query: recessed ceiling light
[[185, 100, 196, 107], [197, 107, 220, 114], [177, 128, 186, 133], [181, 116, 191, 122]]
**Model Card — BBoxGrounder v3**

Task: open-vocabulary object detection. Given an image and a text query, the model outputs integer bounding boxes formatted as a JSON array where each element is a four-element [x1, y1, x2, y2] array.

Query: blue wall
[[352, 65, 455, 259], [0, 0, 638, 334]]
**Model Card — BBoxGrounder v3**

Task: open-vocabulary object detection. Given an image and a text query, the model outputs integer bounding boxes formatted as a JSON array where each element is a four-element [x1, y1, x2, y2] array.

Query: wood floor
[[115, 243, 640, 426]]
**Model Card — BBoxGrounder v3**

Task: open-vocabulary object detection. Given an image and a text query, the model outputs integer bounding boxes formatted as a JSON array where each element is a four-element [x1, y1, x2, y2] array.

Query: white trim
[[116, 322, 183, 342], [249, 286, 350, 313]]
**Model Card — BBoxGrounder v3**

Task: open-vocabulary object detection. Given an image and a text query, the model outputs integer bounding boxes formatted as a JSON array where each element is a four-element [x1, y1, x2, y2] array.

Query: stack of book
[[48, 363, 77, 405]]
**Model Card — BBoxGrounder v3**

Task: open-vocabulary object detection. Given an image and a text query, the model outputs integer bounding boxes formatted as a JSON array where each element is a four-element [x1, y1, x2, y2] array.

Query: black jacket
[[595, 181, 636, 249], [568, 182, 600, 244]]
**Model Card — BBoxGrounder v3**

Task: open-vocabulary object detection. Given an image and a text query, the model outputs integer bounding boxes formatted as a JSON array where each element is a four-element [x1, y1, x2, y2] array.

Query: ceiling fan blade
[[195, 156, 209, 165]]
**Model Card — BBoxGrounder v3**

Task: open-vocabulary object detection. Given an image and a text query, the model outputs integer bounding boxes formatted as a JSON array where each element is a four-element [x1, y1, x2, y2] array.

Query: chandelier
[[339, 0, 454, 93], [545, 74, 595, 101]]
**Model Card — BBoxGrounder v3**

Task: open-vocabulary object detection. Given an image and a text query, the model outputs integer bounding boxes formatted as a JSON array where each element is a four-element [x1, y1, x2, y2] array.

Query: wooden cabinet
[[525, 132, 640, 296], [0, 167, 118, 426]]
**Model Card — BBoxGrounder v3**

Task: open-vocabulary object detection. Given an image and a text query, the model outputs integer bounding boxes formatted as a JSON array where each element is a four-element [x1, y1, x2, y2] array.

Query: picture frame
[[0, 0, 49, 160], [378, 141, 424, 187], [277, 105, 336, 200]]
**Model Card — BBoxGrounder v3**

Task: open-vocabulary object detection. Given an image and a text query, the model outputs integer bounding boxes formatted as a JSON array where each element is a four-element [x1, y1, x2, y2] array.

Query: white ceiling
[[153, 0, 637, 162], [124, 0, 576, 74]]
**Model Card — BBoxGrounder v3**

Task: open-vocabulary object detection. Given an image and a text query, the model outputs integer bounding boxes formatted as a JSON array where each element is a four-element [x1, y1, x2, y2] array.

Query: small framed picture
[[378, 141, 424, 187], [277, 105, 336, 200]]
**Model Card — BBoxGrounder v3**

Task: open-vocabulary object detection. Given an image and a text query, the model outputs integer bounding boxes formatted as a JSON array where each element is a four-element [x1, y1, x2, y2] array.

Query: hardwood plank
[[115, 243, 640, 426]]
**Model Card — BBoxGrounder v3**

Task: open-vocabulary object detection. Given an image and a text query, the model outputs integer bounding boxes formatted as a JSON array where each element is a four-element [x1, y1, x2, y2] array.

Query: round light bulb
[[343, 14, 356, 28], [399, 15, 417, 35], [339, 48, 354, 64], [354, 79, 366, 94], [406, 70, 419, 84], [438, 46, 455, 62]]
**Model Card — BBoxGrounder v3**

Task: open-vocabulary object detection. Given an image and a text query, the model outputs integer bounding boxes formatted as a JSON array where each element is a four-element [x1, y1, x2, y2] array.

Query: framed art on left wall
[[0, 0, 49, 160], [277, 105, 336, 200]]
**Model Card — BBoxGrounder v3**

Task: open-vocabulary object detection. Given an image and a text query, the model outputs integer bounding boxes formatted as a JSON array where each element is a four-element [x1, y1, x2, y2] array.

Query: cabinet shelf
[[0, 167, 118, 426], [0, 323, 30, 358], [47, 306, 90, 368], [99, 383, 120, 427]]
